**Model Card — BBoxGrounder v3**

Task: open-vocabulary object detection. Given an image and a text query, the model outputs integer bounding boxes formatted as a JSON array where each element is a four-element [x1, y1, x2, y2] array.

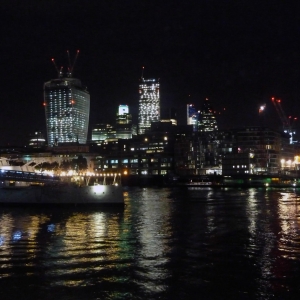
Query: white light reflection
[[246, 188, 276, 293], [43, 211, 122, 287], [136, 188, 171, 294], [246, 188, 259, 237], [278, 192, 299, 255], [92, 185, 105, 193], [246, 190, 300, 295], [205, 189, 216, 234]]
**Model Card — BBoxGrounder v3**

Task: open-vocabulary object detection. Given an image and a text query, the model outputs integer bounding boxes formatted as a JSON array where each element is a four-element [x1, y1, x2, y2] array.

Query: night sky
[[0, 0, 299, 146]]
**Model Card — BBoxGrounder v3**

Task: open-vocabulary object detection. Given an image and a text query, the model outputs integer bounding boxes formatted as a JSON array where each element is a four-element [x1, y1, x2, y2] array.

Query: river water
[[0, 187, 300, 299]]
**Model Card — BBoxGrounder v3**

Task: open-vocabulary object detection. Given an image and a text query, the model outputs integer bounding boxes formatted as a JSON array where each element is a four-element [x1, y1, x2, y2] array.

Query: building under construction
[[44, 51, 90, 146]]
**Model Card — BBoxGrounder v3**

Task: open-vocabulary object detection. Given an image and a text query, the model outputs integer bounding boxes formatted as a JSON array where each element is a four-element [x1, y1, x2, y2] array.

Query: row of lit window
[[101, 158, 171, 164], [129, 170, 167, 175], [232, 165, 249, 168]]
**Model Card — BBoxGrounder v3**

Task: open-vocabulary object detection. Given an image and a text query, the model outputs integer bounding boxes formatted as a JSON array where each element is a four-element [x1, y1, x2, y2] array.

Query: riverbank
[[121, 174, 300, 188]]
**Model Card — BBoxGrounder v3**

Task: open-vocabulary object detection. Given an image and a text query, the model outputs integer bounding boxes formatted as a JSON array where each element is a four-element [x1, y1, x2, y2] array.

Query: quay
[[165, 174, 300, 189]]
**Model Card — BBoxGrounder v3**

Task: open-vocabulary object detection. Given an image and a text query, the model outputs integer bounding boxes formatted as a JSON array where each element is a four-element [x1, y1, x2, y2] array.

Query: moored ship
[[0, 158, 124, 205]]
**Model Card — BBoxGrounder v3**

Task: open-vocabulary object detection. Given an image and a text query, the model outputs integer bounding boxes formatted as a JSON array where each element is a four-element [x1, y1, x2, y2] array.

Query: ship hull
[[0, 185, 124, 205]]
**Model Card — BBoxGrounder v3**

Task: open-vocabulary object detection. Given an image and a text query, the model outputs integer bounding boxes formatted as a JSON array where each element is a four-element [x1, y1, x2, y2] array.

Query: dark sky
[[0, 0, 300, 146]]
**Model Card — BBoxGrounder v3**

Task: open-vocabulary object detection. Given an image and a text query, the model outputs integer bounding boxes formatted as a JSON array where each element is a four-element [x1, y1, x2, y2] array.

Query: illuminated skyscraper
[[44, 51, 90, 146], [44, 77, 90, 146], [91, 124, 115, 141], [138, 77, 160, 134], [198, 98, 218, 132], [116, 104, 132, 124], [187, 104, 198, 131], [116, 104, 133, 139]]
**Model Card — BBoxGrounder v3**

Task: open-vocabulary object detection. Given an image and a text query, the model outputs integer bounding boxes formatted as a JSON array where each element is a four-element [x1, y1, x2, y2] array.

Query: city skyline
[[0, 1, 299, 146]]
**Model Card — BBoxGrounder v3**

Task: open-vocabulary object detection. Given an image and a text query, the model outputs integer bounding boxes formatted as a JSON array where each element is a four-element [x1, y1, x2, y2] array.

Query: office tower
[[28, 131, 46, 148], [161, 108, 177, 125], [187, 104, 198, 131], [115, 104, 133, 139], [116, 104, 132, 125], [198, 98, 218, 132], [44, 72, 90, 146], [91, 124, 116, 141], [138, 77, 160, 134]]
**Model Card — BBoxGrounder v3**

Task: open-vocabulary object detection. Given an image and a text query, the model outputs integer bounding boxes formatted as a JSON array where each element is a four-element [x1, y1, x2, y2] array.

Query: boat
[[0, 158, 124, 205], [185, 178, 212, 189]]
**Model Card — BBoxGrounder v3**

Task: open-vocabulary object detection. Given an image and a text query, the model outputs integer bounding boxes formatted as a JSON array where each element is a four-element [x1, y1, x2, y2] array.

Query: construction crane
[[66, 49, 80, 77], [51, 50, 80, 78], [271, 97, 296, 144], [51, 58, 63, 78]]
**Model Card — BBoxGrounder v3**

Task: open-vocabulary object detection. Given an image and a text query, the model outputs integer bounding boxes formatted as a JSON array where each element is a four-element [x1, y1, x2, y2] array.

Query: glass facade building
[[44, 78, 90, 146], [116, 105, 132, 125], [198, 98, 218, 132], [138, 78, 160, 134], [187, 104, 198, 131]]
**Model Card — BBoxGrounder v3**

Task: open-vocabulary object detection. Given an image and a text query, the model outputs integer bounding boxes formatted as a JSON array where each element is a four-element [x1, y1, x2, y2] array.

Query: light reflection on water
[[0, 187, 300, 299]]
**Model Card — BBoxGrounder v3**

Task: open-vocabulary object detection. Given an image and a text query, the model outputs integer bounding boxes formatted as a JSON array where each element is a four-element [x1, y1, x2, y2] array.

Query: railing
[[0, 169, 60, 183]]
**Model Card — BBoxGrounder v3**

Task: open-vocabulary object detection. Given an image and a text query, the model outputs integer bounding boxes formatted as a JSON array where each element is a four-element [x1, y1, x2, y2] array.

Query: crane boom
[[271, 97, 289, 128], [271, 97, 293, 143], [51, 58, 59, 77], [70, 50, 80, 75], [51, 50, 80, 78], [67, 50, 72, 71]]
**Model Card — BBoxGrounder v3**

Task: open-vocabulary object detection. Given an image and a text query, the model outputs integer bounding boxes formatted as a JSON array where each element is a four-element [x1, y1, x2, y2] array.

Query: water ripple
[[1, 188, 300, 299]]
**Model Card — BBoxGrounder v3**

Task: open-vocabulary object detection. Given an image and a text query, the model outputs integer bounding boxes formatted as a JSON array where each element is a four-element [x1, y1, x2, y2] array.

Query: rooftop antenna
[[141, 66, 144, 79]]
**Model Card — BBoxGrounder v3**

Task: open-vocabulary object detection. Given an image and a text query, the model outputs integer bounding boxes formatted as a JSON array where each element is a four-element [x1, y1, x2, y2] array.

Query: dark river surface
[[1, 187, 300, 300]]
